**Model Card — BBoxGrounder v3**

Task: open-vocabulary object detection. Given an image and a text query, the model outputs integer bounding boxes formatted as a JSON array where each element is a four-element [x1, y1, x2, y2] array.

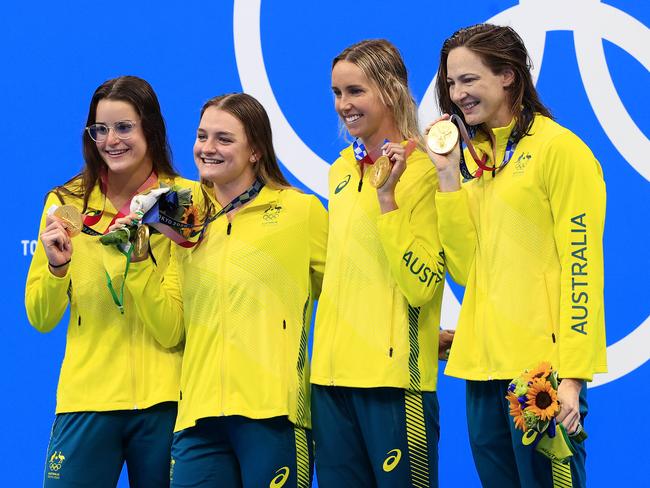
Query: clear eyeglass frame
[[86, 120, 137, 142]]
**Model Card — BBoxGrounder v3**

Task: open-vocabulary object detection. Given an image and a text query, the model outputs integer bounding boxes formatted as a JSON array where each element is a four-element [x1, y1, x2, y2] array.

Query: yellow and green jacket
[[25, 174, 195, 413], [311, 145, 445, 392], [127, 186, 328, 431], [436, 115, 607, 381]]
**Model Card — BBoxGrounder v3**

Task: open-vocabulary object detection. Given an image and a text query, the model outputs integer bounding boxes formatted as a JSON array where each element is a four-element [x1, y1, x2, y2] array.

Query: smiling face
[[94, 99, 152, 180], [446, 47, 515, 129], [194, 106, 257, 193], [331, 60, 396, 149]]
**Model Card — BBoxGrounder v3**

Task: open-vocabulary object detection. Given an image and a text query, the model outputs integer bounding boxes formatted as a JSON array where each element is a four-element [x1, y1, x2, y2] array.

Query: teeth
[[345, 114, 362, 123], [463, 101, 478, 110], [202, 158, 223, 164], [107, 149, 128, 155]]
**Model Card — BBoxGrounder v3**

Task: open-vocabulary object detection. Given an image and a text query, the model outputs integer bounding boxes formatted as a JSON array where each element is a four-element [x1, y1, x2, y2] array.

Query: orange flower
[[524, 362, 552, 383], [526, 378, 559, 421], [507, 391, 526, 431], [180, 205, 199, 238]]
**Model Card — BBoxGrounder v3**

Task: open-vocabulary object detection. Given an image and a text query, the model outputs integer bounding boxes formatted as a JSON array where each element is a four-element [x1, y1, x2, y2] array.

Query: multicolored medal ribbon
[[427, 114, 517, 181], [154, 178, 265, 245], [352, 138, 389, 190], [353, 138, 416, 189]]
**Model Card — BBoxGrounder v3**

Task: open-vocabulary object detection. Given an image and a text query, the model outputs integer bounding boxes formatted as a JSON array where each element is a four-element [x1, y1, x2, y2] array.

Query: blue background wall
[[3, 1, 648, 486]]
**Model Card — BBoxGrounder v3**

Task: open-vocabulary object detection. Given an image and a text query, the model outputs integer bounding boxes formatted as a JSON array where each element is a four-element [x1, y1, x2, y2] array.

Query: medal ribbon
[[353, 138, 390, 165], [353, 138, 390, 190], [171, 178, 265, 246], [105, 244, 134, 314], [81, 170, 158, 234], [88, 170, 158, 313], [450, 114, 517, 181]]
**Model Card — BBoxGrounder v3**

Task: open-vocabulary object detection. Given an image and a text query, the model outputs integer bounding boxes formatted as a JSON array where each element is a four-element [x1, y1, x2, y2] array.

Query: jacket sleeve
[[124, 243, 185, 348], [543, 131, 607, 380], [25, 192, 72, 333], [376, 165, 446, 307], [434, 186, 476, 287], [308, 196, 328, 299]]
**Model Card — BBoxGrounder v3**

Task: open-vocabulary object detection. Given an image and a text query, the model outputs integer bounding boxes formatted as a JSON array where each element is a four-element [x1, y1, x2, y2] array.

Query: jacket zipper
[[130, 310, 138, 409], [330, 162, 363, 384], [218, 218, 233, 414]]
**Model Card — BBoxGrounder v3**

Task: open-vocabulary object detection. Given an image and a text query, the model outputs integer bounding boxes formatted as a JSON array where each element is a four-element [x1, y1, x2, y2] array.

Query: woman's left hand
[[556, 378, 582, 434], [107, 213, 149, 262], [108, 212, 141, 233]]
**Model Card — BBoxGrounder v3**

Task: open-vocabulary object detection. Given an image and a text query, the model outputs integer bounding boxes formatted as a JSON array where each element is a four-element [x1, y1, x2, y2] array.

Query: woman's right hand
[[40, 215, 73, 276], [424, 115, 462, 192]]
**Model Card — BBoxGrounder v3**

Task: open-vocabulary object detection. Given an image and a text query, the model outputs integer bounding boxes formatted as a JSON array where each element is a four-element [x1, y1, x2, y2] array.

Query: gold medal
[[53, 205, 82, 237], [133, 225, 150, 260], [369, 155, 392, 188], [427, 119, 459, 155]]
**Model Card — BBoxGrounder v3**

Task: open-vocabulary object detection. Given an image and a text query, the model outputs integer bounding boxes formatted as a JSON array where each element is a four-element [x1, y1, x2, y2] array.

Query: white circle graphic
[[233, 0, 650, 387]]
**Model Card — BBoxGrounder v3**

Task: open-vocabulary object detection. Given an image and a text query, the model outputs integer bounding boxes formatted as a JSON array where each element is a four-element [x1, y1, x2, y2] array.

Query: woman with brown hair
[[26, 75, 192, 487], [122, 92, 328, 487], [429, 23, 606, 488]]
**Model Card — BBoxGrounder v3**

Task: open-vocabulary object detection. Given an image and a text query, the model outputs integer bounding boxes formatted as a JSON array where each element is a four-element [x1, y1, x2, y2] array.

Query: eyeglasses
[[86, 120, 138, 142]]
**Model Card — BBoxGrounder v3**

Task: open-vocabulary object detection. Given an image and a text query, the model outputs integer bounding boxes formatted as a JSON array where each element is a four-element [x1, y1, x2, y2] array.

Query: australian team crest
[[263, 202, 283, 224]]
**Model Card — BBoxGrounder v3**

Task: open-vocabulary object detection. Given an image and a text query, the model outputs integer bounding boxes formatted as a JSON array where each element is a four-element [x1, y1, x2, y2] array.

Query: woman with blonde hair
[[310, 39, 446, 487]]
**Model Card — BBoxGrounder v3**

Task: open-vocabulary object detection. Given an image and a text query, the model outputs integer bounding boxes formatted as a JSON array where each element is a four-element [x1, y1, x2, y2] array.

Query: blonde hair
[[333, 39, 423, 146]]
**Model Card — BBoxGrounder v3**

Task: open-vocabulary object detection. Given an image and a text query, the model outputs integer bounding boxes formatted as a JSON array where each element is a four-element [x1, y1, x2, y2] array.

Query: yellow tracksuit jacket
[[311, 145, 445, 392], [25, 175, 195, 413], [436, 115, 607, 381], [127, 186, 328, 431]]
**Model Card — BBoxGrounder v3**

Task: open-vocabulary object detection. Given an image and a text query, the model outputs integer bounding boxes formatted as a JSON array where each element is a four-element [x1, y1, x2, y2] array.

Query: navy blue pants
[[466, 380, 587, 488], [170, 415, 313, 488], [44, 402, 177, 488], [312, 385, 439, 488]]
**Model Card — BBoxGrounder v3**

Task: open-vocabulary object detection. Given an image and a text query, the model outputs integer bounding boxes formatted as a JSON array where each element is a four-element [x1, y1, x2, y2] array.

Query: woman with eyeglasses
[[427, 24, 606, 488], [25, 75, 194, 487], [112, 92, 327, 487]]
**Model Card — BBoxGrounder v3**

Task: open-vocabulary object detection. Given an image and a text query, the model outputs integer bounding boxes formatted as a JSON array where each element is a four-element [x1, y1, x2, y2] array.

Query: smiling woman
[[311, 39, 446, 488], [25, 75, 195, 488], [122, 92, 328, 488], [428, 23, 607, 488]]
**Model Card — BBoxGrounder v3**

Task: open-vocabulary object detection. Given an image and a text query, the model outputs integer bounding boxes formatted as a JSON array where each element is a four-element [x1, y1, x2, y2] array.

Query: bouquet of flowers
[[98, 182, 200, 314], [506, 362, 586, 463], [100, 182, 200, 251]]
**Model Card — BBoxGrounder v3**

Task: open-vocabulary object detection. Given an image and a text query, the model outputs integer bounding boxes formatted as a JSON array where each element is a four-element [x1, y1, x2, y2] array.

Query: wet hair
[[435, 23, 552, 140], [53, 75, 176, 210], [199, 93, 291, 190], [333, 39, 422, 144]]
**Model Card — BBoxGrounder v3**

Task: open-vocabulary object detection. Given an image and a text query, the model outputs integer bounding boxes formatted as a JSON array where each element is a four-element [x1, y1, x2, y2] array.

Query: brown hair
[[53, 76, 176, 210], [199, 93, 291, 190], [333, 39, 422, 145], [435, 24, 552, 140]]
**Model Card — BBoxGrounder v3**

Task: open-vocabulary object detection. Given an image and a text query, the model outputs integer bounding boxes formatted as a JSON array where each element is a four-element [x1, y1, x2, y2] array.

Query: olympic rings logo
[[233, 0, 650, 387]]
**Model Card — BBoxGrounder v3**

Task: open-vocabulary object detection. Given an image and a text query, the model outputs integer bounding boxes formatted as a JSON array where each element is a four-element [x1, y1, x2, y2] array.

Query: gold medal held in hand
[[369, 155, 392, 188], [427, 119, 459, 155], [133, 225, 150, 260], [53, 205, 83, 237]]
